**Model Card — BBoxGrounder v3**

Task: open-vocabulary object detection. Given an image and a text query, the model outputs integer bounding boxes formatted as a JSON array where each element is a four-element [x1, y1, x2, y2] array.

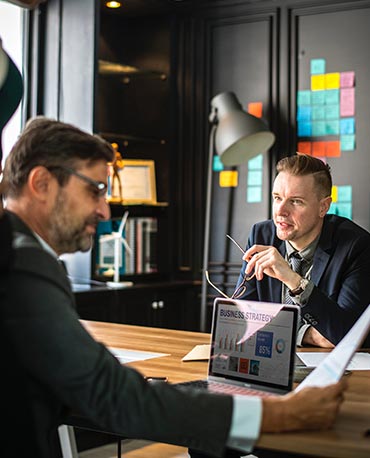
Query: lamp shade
[[210, 92, 275, 166]]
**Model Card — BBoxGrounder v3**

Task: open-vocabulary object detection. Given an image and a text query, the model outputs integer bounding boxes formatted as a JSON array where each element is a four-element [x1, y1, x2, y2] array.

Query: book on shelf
[[95, 216, 158, 276]]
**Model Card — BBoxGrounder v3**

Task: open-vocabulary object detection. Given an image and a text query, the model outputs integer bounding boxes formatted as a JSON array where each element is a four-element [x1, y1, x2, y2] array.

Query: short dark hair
[[276, 153, 332, 198], [4, 116, 114, 198]]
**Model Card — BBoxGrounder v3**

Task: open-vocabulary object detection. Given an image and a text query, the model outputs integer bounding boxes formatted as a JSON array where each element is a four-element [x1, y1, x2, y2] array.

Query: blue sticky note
[[336, 203, 352, 219], [340, 134, 355, 151], [248, 170, 263, 186], [340, 118, 355, 135], [328, 202, 339, 215], [247, 186, 262, 203], [337, 185, 352, 202], [312, 121, 326, 136], [325, 89, 339, 105], [325, 120, 339, 135], [297, 106, 312, 121], [297, 121, 312, 137], [213, 155, 224, 172], [310, 58, 326, 75], [297, 90, 311, 106], [248, 154, 263, 170], [312, 106, 325, 120], [311, 91, 325, 105], [325, 105, 340, 120]]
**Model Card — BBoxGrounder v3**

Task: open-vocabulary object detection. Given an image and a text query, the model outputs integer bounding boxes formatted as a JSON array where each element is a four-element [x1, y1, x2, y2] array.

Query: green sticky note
[[328, 202, 339, 215], [311, 90, 325, 105], [340, 134, 355, 151], [336, 203, 352, 219], [337, 185, 352, 202], [312, 106, 325, 120], [248, 154, 263, 170], [247, 186, 262, 203], [325, 89, 339, 105], [325, 120, 339, 135], [325, 105, 340, 120], [297, 90, 311, 106], [311, 58, 326, 75], [248, 170, 263, 186], [312, 121, 326, 136]]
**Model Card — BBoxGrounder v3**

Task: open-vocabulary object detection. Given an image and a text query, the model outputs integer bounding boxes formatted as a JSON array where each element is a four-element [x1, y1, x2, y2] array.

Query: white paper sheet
[[297, 352, 370, 370], [108, 347, 169, 364]]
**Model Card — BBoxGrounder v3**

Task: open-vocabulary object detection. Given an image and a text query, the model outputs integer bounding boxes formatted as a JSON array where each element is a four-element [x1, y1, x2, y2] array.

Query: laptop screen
[[208, 299, 299, 392]]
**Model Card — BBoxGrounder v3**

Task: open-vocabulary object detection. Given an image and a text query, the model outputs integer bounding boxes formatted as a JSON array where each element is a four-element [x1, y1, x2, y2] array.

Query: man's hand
[[303, 326, 334, 348], [261, 379, 347, 433], [243, 244, 302, 290]]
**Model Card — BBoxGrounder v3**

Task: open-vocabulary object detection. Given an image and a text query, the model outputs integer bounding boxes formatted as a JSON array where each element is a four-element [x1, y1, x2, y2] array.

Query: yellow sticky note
[[325, 73, 340, 89], [311, 75, 325, 91], [331, 185, 338, 203], [219, 170, 238, 187]]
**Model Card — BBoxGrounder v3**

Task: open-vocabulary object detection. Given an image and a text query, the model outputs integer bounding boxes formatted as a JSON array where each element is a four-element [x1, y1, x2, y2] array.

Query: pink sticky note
[[340, 71, 355, 88], [340, 88, 355, 117]]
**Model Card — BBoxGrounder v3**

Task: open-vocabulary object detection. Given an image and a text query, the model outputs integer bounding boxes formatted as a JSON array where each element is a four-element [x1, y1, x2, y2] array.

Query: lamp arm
[[200, 123, 217, 332]]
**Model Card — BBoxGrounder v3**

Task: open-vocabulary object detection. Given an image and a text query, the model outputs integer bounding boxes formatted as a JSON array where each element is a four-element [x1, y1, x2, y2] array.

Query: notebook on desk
[[177, 298, 300, 397]]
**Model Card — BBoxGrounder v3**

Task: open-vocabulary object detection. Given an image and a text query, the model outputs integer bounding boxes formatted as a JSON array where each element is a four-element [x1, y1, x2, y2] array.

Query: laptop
[[178, 298, 300, 397]]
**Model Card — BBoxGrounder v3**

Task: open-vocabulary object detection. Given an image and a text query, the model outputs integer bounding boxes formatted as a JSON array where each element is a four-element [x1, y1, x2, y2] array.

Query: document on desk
[[297, 352, 370, 370], [295, 304, 370, 391], [108, 347, 169, 364]]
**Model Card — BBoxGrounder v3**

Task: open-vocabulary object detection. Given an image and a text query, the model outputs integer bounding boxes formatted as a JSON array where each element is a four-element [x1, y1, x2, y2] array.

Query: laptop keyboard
[[177, 379, 276, 398]]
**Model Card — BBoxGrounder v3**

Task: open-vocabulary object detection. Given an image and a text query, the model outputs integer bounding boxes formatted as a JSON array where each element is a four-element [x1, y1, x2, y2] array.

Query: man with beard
[[1, 118, 347, 458], [234, 154, 370, 349]]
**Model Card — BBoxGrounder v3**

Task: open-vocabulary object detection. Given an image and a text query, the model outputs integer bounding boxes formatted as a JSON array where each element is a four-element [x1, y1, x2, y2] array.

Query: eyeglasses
[[205, 234, 256, 300], [48, 166, 107, 198]]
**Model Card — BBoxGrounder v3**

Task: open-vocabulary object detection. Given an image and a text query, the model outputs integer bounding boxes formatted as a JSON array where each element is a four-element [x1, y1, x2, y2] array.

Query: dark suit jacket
[[237, 214, 370, 346], [1, 212, 233, 458]]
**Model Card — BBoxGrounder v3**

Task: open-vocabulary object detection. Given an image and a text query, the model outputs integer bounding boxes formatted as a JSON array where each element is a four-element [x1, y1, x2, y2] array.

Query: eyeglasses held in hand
[[205, 234, 256, 300]]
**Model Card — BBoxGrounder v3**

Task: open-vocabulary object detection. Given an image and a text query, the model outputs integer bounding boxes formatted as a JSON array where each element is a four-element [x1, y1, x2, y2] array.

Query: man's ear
[[27, 166, 55, 201], [320, 196, 332, 218]]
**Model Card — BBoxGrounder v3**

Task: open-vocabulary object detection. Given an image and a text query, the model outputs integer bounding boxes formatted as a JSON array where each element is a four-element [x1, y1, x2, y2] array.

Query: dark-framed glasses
[[205, 234, 256, 300], [48, 165, 107, 197]]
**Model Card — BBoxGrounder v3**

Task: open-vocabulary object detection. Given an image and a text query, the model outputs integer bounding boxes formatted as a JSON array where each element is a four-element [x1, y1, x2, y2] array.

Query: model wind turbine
[[99, 211, 133, 288]]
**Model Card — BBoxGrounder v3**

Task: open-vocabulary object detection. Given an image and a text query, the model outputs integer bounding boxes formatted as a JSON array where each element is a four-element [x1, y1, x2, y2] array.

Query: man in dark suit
[[236, 153, 370, 348], [1, 118, 346, 457]]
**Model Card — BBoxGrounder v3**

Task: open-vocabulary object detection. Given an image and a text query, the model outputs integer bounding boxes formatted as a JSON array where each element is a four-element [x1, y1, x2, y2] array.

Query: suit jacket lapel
[[311, 217, 333, 284]]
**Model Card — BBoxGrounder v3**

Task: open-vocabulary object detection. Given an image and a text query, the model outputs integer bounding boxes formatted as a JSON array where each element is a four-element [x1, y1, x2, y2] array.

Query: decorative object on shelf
[[107, 142, 124, 202], [98, 211, 133, 287], [200, 91, 276, 331], [108, 159, 157, 205]]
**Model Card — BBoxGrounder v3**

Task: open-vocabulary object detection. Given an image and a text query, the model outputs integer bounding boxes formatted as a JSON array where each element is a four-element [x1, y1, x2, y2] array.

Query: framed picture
[[109, 159, 157, 205]]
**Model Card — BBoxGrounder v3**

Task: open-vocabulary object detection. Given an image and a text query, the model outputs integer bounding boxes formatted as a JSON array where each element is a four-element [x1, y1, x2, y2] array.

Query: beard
[[49, 192, 98, 254]]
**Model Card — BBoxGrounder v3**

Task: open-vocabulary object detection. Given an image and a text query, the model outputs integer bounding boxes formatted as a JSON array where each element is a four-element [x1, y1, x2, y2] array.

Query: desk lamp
[[200, 91, 275, 331]]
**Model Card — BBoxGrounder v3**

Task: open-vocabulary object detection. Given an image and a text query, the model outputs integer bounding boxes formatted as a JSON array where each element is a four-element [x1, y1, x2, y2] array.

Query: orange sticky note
[[219, 170, 238, 187], [325, 73, 340, 89], [248, 102, 263, 118], [297, 142, 312, 155], [312, 141, 326, 157], [326, 141, 341, 157], [311, 75, 325, 91]]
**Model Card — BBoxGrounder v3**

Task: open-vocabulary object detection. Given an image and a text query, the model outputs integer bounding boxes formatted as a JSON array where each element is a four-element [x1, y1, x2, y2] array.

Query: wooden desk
[[82, 320, 370, 458]]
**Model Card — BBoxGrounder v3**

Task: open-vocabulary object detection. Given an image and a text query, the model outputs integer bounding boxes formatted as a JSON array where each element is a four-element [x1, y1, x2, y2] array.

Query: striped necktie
[[284, 253, 304, 304]]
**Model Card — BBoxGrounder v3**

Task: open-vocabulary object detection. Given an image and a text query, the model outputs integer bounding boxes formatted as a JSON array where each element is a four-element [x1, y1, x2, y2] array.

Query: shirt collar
[[285, 234, 320, 263], [32, 231, 58, 259]]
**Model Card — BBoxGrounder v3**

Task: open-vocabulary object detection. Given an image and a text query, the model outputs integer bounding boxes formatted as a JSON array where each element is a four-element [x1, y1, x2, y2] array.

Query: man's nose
[[277, 200, 289, 215]]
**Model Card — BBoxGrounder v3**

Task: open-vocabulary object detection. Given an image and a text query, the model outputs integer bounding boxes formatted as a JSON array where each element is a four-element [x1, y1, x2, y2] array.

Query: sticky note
[[247, 186, 262, 203], [328, 202, 339, 215], [325, 105, 339, 120], [312, 141, 326, 156], [340, 71, 355, 88], [340, 88, 355, 116], [331, 186, 338, 203], [297, 122, 312, 137], [297, 106, 312, 121], [312, 121, 326, 136], [311, 91, 325, 105], [248, 170, 263, 186], [325, 120, 339, 135], [248, 102, 263, 118], [337, 185, 352, 202], [310, 59, 326, 75], [297, 90, 311, 106], [248, 154, 263, 170], [213, 156, 224, 172], [340, 134, 355, 151], [340, 118, 355, 135], [325, 141, 341, 157], [325, 89, 339, 105], [311, 75, 325, 91], [219, 170, 238, 187], [336, 203, 352, 219], [325, 73, 340, 89], [297, 142, 312, 155], [312, 106, 325, 120]]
